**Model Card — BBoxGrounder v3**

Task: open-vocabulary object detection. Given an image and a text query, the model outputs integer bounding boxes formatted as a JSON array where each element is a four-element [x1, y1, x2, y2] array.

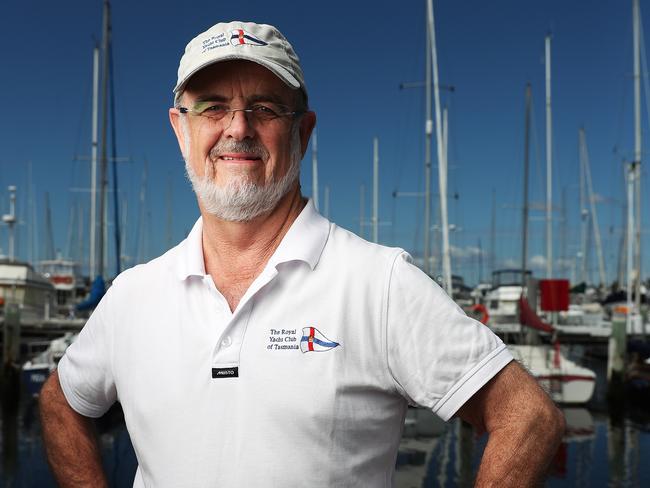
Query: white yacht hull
[[508, 344, 596, 404]]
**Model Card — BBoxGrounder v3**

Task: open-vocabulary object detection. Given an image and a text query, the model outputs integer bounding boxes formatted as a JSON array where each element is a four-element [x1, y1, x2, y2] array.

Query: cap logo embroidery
[[230, 29, 268, 47], [300, 327, 340, 353], [201, 33, 230, 53]]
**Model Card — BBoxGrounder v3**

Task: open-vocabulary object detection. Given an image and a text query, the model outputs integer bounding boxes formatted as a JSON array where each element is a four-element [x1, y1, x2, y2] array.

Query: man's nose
[[223, 109, 255, 140]]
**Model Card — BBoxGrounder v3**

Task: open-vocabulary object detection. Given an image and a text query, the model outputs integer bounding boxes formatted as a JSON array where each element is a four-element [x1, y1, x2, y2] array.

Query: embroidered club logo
[[300, 327, 340, 353], [230, 29, 268, 47]]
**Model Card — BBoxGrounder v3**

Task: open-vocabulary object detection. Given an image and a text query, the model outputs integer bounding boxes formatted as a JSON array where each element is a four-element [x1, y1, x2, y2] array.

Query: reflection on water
[[0, 373, 137, 488], [395, 351, 650, 487], [1, 353, 650, 487], [396, 407, 650, 487], [1, 366, 20, 487]]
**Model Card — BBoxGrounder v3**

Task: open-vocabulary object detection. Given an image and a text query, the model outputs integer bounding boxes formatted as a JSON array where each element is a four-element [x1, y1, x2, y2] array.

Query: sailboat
[[511, 297, 596, 404], [18, 1, 116, 397], [0, 186, 57, 327], [78, 0, 120, 310], [508, 345, 595, 404], [21, 332, 78, 396], [505, 79, 595, 404]]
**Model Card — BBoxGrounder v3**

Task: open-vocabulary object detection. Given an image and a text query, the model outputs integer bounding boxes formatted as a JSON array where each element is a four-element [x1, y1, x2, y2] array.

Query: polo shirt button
[[221, 336, 232, 348]]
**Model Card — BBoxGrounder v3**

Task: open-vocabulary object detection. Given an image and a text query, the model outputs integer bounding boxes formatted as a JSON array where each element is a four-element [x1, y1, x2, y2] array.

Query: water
[[397, 408, 650, 487], [1, 354, 649, 487], [0, 393, 137, 487], [396, 351, 650, 487]]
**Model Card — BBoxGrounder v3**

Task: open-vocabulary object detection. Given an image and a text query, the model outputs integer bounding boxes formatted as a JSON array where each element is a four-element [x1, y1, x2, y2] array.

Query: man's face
[[169, 60, 315, 220]]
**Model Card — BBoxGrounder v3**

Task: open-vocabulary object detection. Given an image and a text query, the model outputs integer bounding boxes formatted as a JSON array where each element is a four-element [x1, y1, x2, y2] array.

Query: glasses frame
[[177, 103, 305, 127]]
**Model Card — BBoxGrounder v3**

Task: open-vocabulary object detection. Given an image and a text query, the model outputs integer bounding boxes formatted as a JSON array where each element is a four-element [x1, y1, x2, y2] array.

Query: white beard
[[183, 122, 303, 222]]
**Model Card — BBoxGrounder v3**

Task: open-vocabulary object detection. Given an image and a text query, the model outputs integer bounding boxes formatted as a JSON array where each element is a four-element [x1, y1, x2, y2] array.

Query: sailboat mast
[[137, 158, 149, 263], [359, 184, 365, 239], [166, 176, 173, 248], [77, 202, 85, 265], [27, 161, 35, 263], [627, 163, 635, 332], [579, 128, 588, 284], [324, 185, 330, 219], [98, 0, 111, 278], [618, 166, 628, 287], [44, 193, 55, 260], [122, 197, 128, 269], [522, 84, 531, 285], [372, 137, 379, 243], [545, 34, 553, 279], [424, 4, 433, 275], [427, 0, 451, 295], [477, 238, 483, 284], [633, 0, 642, 311], [109, 35, 121, 277], [441, 107, 452, 295], [3, 186, 17, 262], [31, 164, 39, 263], [490, 188, 496, 276], [560, 186, 568, 277], [65, 204, 75, 259], [580, 128, 607, 286], [312, 131, 319, 211], [90, 45, 99, 278]]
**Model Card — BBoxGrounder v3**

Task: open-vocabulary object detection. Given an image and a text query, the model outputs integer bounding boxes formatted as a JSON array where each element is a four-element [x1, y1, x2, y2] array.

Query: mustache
[[209, 139, 270, 160]]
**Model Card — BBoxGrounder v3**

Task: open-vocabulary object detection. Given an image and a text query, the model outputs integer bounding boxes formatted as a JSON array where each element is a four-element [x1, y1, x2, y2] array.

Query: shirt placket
[[206, 267, 279, 374]]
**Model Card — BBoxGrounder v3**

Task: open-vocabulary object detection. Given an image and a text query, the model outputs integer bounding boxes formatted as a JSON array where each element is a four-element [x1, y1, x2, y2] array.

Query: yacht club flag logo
[[230, 29, 268, 46], [300, 327, 340, 353]]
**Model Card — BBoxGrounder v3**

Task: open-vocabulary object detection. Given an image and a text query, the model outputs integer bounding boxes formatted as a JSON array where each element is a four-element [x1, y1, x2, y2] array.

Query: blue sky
[[0, 0, 646, 286]]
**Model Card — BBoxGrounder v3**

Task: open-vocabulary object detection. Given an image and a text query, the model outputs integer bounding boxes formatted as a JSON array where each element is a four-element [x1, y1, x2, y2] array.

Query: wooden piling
[[607, 311, 627, 400], [1, 303, 20, 369]]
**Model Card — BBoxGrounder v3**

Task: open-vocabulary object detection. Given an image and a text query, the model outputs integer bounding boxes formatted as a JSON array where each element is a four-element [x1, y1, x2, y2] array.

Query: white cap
[[174, 21, 306, 103]]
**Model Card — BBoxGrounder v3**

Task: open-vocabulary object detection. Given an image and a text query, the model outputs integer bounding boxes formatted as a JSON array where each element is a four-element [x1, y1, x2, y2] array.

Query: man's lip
[[218, 153, 262, 162]]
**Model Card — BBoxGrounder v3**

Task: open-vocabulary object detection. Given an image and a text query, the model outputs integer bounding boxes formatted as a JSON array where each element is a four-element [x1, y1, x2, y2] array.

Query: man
[[40, 21, 564, 487]]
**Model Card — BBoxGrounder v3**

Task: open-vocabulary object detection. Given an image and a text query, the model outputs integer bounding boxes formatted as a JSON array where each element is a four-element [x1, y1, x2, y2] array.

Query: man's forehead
[[184, 60, 294, 97]]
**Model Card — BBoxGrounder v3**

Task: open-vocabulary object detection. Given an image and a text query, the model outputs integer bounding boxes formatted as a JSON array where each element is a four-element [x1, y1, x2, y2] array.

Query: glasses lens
[[250, 104, 282, 123], [193, 102, 228, 120], [187, 102, 294, 126]]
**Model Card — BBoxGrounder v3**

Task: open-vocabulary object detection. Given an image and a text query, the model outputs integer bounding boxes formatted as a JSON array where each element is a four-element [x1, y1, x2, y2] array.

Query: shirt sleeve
[[57, 285, 117, 418], [386, 252, 512, 421]]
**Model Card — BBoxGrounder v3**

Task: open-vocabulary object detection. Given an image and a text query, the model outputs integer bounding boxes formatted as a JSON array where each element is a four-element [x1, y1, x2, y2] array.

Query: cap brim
[[173, 54, 301, 94]]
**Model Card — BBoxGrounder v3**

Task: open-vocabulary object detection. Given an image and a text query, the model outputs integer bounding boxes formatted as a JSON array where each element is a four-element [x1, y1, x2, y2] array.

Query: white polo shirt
[[58, 199, 512, 487]]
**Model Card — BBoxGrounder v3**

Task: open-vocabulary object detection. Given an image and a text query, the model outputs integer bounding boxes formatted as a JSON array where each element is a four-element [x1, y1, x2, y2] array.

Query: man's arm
[[456, 361, 565, 487], [39, 370, 108, 488]]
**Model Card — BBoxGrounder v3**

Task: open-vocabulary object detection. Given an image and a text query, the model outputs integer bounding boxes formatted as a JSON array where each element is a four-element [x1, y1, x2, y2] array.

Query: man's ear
[[299, 111, 317, 157], [169, 108, 188, 159]]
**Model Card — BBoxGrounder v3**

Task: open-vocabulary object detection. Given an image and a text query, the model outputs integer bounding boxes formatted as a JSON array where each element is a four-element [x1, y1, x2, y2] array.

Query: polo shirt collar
[[178, 216, 207, 279], [267, 199, 329, 271], [177, 199, 329, 280]]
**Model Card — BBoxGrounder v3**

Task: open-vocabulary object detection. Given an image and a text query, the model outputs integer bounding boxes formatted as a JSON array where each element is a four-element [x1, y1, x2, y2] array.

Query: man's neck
[[200, 186, 306, 311]]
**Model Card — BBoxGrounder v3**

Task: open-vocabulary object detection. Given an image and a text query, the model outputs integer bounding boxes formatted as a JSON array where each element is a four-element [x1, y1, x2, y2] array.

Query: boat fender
[[471, 303, 489, 325]]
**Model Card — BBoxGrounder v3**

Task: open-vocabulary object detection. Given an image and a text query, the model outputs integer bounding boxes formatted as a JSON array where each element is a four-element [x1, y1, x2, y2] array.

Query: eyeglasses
[[178, 101, 304, 127]]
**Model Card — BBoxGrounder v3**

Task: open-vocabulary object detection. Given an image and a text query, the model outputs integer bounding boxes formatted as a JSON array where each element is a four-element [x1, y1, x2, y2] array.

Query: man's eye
[[251, 105, 279, 119], [201, 104, 228, 116]]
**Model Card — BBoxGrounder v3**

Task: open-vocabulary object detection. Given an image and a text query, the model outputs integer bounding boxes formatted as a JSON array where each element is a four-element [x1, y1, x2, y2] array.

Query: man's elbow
[[533, 398, 566, 447], [549, 403, 566, 443]]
